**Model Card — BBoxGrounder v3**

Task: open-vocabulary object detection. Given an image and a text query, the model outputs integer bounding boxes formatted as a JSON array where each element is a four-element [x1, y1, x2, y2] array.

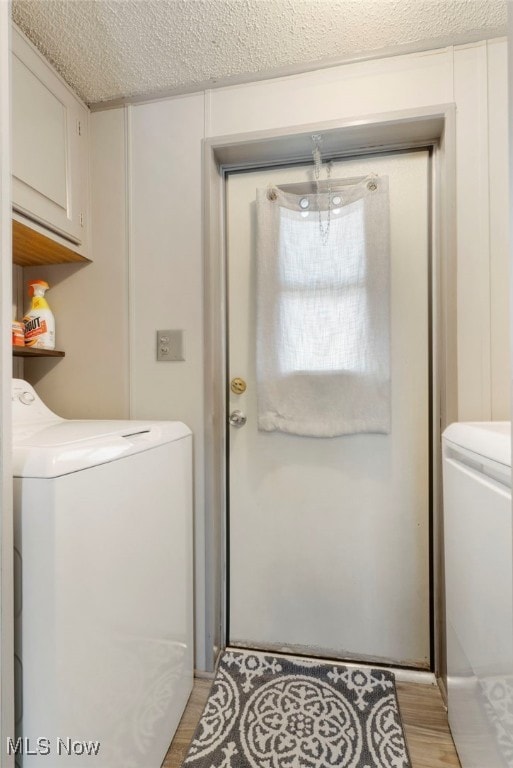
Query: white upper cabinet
[[11, 26, 88, 247]]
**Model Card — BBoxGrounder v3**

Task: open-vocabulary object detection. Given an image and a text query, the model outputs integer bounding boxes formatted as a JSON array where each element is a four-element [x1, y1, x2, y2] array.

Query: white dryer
[[443, 421, 512, 768], [12, 379, 193, 767]]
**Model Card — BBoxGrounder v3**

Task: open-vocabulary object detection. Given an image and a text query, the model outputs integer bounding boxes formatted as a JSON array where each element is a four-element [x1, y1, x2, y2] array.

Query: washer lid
[[13, 419, 191, 478], [442, 421, 511, 468]]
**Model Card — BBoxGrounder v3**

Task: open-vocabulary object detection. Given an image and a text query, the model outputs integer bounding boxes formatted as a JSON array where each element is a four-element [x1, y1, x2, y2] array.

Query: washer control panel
[[17, 390, 35, 406], [12, 379, 60, 428]]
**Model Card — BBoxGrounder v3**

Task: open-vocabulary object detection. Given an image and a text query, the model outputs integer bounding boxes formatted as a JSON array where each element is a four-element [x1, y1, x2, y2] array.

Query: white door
[[227, 150, 431, 668]]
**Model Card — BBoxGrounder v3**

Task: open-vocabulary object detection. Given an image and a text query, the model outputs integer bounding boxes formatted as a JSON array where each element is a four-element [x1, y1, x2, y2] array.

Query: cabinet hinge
[[80, 212, 84, 227], [77, 120, 82, 137]]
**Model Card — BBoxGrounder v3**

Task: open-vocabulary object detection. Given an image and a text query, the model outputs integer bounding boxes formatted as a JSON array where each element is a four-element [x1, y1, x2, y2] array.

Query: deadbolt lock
[[231, 377, 247, 395]]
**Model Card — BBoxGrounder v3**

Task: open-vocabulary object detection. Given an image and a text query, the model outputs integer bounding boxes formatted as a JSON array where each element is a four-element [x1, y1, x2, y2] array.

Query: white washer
[[443, 422, 512, 768], [12, 379, 193, 767]]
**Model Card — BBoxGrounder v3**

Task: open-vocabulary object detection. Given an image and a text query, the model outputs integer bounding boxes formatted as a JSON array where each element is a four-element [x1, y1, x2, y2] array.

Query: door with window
[[226, 150, 431, 668]]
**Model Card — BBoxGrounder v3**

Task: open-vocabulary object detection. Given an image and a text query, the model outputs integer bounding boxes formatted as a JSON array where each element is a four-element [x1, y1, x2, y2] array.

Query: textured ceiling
[[12, 0, 507, 107]]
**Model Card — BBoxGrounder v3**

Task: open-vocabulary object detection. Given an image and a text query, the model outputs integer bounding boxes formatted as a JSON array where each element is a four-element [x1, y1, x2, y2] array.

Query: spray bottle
[[23, 280, 55, 350]]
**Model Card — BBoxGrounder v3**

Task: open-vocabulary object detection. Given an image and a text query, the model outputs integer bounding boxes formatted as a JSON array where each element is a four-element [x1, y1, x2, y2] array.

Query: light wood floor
[[162, 676, 461, 768]]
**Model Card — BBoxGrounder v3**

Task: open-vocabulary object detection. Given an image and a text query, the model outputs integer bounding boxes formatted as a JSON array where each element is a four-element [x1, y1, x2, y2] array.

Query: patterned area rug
[[183, 650, 411, 768], [480, 675, 513, 766]]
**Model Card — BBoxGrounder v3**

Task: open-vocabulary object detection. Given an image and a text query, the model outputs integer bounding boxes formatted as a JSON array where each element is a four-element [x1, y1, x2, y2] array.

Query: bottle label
[[12, 322, 25, 347], [24, 316, 48, 346]]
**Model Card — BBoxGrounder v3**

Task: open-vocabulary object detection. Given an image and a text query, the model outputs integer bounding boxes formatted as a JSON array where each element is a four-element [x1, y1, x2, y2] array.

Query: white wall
[[30, 37, 509, 671], [128, 94, 207, 668], [509, 11, 513, 422], [207, 48, 454, 134], [489, 39, 510, 420], [24, 108, 130, 418]]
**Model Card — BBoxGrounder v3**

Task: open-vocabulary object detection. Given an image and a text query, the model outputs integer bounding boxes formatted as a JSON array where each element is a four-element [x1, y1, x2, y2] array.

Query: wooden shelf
[[13, 347, 65, 358], [12, 219, 90, 267]]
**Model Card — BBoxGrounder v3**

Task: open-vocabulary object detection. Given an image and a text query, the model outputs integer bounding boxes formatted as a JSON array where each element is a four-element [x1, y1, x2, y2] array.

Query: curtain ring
[[367, 181, 378, 192], [267, 188, 277, 201]]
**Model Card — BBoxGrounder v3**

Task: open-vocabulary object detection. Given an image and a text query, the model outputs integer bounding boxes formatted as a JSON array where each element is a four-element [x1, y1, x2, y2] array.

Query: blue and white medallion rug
[[183, 650, 411, 768]]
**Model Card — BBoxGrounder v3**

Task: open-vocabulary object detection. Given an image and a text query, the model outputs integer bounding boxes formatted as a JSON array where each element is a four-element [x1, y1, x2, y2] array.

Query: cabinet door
[[12, 27, 86, 245]]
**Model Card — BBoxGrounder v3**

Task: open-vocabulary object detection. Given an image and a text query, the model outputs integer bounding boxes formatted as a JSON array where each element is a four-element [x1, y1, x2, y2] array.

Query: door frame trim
[[202, 104, 457, 679], [0, 6, 14, 763]]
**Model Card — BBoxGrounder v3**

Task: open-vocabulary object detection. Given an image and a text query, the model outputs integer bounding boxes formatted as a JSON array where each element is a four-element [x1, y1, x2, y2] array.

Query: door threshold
[[225, 645, 436, 686]]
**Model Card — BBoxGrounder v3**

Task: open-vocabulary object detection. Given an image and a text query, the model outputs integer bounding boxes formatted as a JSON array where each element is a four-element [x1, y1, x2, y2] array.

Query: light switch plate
[[157, 329, 185, 361]]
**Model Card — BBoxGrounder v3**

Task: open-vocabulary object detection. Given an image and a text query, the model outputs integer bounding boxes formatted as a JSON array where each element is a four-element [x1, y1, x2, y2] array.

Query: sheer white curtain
[[256, 176, 390, 437]]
